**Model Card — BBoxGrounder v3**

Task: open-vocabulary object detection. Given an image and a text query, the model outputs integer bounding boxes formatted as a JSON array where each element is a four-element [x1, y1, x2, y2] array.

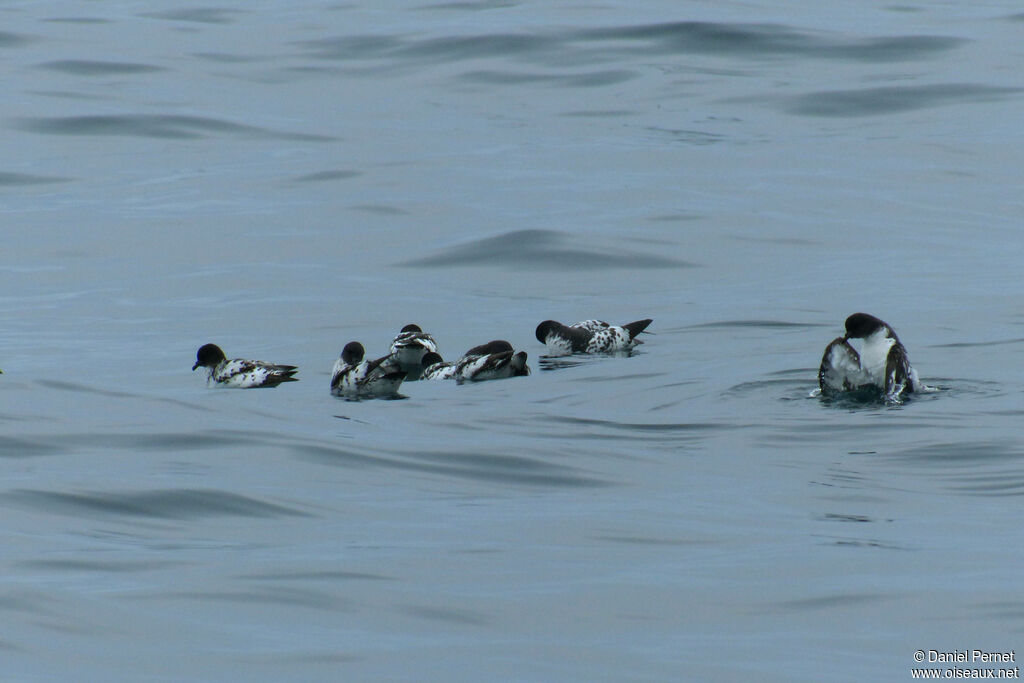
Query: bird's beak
[[192, 362, 200, 371]]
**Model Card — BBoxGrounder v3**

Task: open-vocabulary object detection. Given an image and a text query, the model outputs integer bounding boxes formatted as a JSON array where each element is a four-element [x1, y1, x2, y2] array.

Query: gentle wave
[[0, 436, 63, 458], [458, 69, 636, 88], [16, 559, 181, 573], [538, 415, 724, 433], [238, 569, 393, 582], [0, 31, 34, 47], [399, 604, 488, 626], [885, 440, 1021, 466], [770, 593, 891, 612], [151, 587, 352, 610], [532, 414, 725, 447], [783, 83, 1022, 117], [576, 23, 963, 62], [299, 22, 963, 68], [7, 488, 312, 519], [300, 33, 554, 64], [14, 114, 335, 141], [931, 338, 1024, 348], [882, 441, 1024, 497], [36, 380, 210, 412], [40, 17, 112, 25], [140, 9, 243, 24], [292, 442, 607, 487], [688, 319, 824, 330], [293, 170, 361, 183], [0, 172, 69, 186], [0, 427, 299, 459], [399, 228, 690, 269], [415, 1, 520, 13], [37, 60, 164, 76]]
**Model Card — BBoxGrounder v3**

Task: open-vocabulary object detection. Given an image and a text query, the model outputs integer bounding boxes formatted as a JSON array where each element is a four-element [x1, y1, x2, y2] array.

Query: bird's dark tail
[[622, 319, 653, 340]]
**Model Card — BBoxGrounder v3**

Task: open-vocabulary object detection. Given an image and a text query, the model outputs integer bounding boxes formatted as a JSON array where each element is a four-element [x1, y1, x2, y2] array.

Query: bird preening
[[818, 313, 924, 401], [535, 318, 652, 356]]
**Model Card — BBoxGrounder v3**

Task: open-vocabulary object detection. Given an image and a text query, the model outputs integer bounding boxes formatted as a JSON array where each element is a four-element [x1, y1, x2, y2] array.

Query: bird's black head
[[421, 351, 444, 368], [844, 313, 889, 340], [535, 321, 559, 343], [465, 340, 513, 356], [400, 324, 422, 334], [341, 341, 365, 365], [193, 343, 226, 370]]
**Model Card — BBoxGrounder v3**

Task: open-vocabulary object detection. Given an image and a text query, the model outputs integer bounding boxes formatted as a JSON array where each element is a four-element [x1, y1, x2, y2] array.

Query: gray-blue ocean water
[[2, 0, 1023, 680]]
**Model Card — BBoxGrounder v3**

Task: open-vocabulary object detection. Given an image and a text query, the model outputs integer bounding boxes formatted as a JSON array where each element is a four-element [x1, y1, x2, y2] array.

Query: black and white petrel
[[420, 340, 530, 382], [389, 324, 439, 380], [331, 341, 407, 398], [535, 319, 652, 356], [419, 352, 456, 380], [818, 313, 923, 399], [192, 343, 298, 388]]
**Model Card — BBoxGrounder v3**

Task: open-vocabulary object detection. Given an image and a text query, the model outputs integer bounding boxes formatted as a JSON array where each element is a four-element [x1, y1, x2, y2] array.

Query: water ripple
[[155, 587, 351, 610], [140, 9, 244, 24], [14, 114, 335, 141], [16, 559, 180, 573], [41, 17, 112, 25], [535, 414, 725, 445], [0, 436, 63, 458], [783, 83, 1022, 117], [0, 171, 70, 186], [770, 593, 890, 612], [37, 60, 164, 76], [415, 1, 519, 11], [595, 534, 711, 547], [0, 428, 261, 458], [932, 338, 1024, 348], [293, 443, 606, 487], [576, 22, 963, 62], [886, 441, 1021, 466], [293, 170, 361, 182], [0, 31, 34, 48], [399, 228, 689, 270], [400, 604, 488, 626], [818, 513, 875, 523], [301, 33, 555, 64], [7, 488, 313, 519], [542, 415, 723, 432], [815, 537, 909, 551], [459, 68, 636, 87], [239, 570, 393, 582], [689, 319, 823, 330], [300, 22, 962, 70], [882, 441, 1024, 496]]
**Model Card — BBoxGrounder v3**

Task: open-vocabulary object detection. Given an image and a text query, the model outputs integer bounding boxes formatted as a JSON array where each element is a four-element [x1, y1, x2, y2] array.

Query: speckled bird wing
[[884, 342, 914, 398], [571, 320, 609, 334], [421, 360, 457, 380], [584, 325, 634, 354], [390, 331, 438, 354], [216, 359, 297, 388], [330, 360, 359, 394], [818, 338, 869, 393]]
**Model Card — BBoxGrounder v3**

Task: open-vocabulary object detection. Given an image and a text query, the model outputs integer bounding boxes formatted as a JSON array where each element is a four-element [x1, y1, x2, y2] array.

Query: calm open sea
[[2, 1, 1023, 680]]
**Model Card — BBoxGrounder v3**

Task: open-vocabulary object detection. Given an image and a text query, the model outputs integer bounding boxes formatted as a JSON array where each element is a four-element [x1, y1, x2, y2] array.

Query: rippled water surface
[[3, 1, 1023, 680]]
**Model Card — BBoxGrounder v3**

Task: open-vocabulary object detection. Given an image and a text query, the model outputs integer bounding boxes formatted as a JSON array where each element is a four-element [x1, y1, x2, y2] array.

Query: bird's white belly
[[858, 332, 894, 385]]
